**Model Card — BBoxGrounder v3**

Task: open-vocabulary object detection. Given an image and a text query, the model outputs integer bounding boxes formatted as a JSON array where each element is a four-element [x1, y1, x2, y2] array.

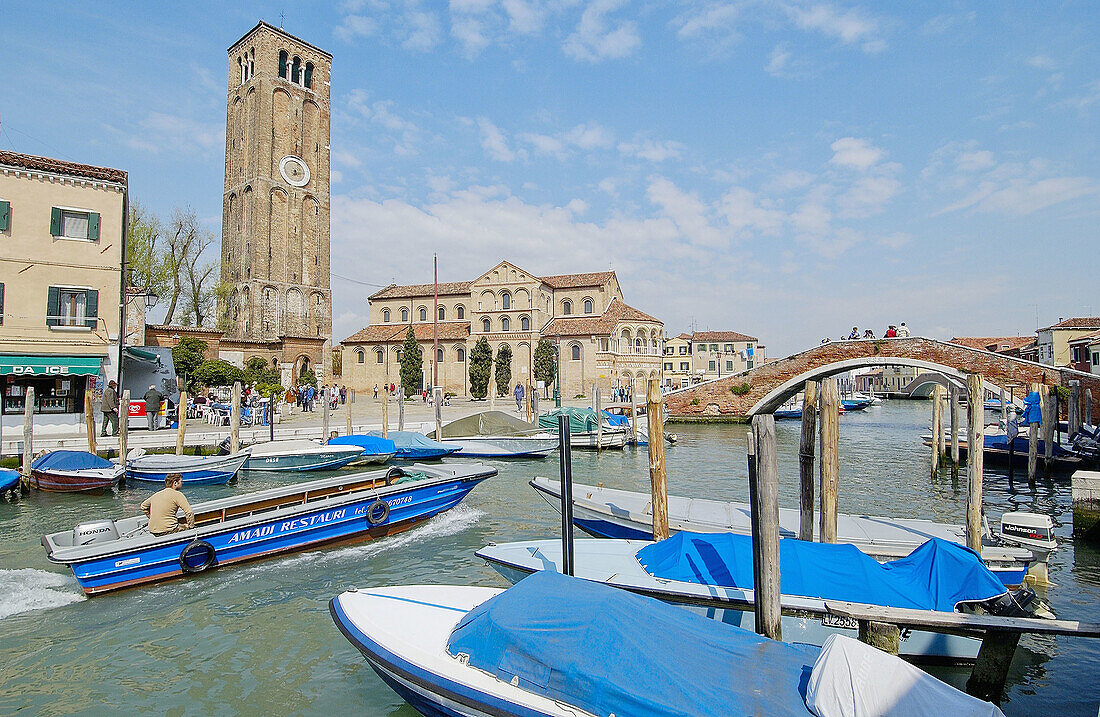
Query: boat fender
[[384, 466, 405, 486], [365, 498, 389, 525], [179, 539, 217, 573]]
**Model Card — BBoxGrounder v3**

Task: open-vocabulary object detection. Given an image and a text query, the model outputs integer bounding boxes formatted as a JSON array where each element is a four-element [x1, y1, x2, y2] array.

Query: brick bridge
[[665, 337, 1100, 422]]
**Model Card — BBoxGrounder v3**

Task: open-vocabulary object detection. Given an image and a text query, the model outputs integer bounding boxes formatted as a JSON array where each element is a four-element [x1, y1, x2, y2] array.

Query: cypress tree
[[399, 326, 423, 395], [494, 343, 513, 398], [469, 337, 492, 399]]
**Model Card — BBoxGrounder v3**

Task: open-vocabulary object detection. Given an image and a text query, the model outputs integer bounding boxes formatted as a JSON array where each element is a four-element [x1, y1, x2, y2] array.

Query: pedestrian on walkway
[[513, 383, 524, 411], [373, 384, 379, 400], [101, 380, 120, 436], [896, 322, 911, 337], [143, 384, 163, 431]]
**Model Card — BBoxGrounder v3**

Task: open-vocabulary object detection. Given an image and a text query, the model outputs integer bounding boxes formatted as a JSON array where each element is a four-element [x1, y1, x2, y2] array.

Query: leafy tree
[[533, 338, 555, 391], [172, 336, 208, 390], [190, 359, 244, 388], [297, 368, 317, 388], [399, 327, 423, 395], [330, 348, 342, 377], [494, 344, 512, 397], [469, 337, 492, 400], [243, 356, 283, 396]]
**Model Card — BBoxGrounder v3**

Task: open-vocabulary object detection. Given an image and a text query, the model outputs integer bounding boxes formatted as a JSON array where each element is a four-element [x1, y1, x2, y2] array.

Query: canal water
[[0, 400, 1096, 715]]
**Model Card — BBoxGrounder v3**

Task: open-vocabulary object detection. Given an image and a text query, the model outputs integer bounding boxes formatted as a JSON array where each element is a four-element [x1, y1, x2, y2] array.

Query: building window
[[571, 344, 581, 361], [634, 338, 643, 353], [357, 350, 365, 364], [501, 292, 511, 310], [0, 200, 9, 231], [456, 306, 465, 319], [562, 300, 572, 315], [419, 307, 427, 321], [664, 362, 673, 371], [709, 343, 718, 351], [291, 56, 302, 84], [456, 347, 466, 362], [520, 316, 530, 331], [482, 318, 491, 332], [583, 299, 593, 314], [747, 361, 753, 369], [724, 344, 733, 353], [51, 208, 99, 241], [679, 346, 687, 354], [375, 349, 384, 364], [708, 360, 716, 371], [437, 348, 444, 363], [680, 362, 689, 371], [0, 282, 3, 325], [696, 344, 706, 353], [438, 306, 445, 320], [278, 50, 288, 78], [47, 287, 98, 328], [401, 308, 409, 322], [726, 361, 734, 371], [304, 62, 314, 88], [501, 317, 510, 331], [1093, 352, 1099, 365], [383, 309, 390, 322]]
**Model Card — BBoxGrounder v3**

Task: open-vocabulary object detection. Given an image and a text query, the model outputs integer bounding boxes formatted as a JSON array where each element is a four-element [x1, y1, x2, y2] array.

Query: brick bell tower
[[221, 21, 332, 362]]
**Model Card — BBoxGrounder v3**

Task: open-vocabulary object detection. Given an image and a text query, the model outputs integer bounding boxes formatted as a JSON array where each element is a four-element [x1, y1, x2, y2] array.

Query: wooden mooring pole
[[557, 414, 575, 576], [931, 385, 944, 473], [819, 378, 839, 543], [322, 387, 330, 443], [966, 374, 984, 553], [1085, 388, 1094, 428], [346, 390, 353, 437], [230, 382, 241, 454], [630, 383, 639, 444], [950, 385, 960, 472], [1040, 384, 1054, 479], [22, 386, 34, 486], [647, 379, 668, 541], [750, 413, 782, 641], [175, 391, 187, 455], [1028, 382, 1039, 487], [434, 388, 443, 439], [381, 388, 389, 439], [595, 386, 602, 452], [798, 381, 818, 541], [119, 390, 129, 465], [84, 390, 97, 455], [398, 387, 405, 431], [1068, 380, 1081, 437], [531, 391, 539, 425]]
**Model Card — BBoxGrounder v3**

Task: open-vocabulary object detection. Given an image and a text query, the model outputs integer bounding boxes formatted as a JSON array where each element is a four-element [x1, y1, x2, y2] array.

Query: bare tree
[[161, 208, 222, 327]]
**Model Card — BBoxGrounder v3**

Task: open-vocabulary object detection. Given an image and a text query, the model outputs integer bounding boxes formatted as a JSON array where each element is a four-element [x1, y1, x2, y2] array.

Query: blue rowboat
[[242, 439, 365, 472], [42, 463, 495, 595], [840, 398, 873, 411], [0, 468, 20, 494], [327, 434, 398, 465], [374, 431, 460, 460], [30, 450, 124, 493], [125, 448, 252, 485], [330, 571, 1005, 717]]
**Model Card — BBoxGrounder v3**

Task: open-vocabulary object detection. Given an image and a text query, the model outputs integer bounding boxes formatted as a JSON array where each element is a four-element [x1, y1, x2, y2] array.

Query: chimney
[[1058, 317, 1064, 323]]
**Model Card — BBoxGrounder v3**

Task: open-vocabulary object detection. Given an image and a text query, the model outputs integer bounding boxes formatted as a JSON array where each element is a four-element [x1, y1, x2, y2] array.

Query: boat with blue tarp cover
[[363, 430, 460, 460], [42, 463, 495, 595], [326, 434, 398, 464], [329, 570, 1006, 716], [538, 407, 629, 449], [477, 534, 1054, 661], [125, 448, 251, 485], [0, 468, 20, 494], [241, 439, 365, 472], [30, 450, 124, 493]]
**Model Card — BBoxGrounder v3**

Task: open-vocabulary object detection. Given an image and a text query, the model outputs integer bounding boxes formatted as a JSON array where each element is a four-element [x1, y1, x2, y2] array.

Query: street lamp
[[553, 337, 561, 408]]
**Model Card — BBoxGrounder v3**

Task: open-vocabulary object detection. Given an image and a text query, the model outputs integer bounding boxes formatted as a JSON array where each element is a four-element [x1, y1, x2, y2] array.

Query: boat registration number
[[821, 614, 859, 630]]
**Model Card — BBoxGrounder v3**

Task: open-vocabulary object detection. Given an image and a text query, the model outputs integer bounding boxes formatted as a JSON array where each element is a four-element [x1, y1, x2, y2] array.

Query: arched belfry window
[[438, 306, 446, 320], [419, 307, 427, 321], [562, 300, 572, 316], [520, 316, 530, 331], [584, 299, 593, 314], [304, 62, 314, 88], [291, 56, 302, 84], [501, 317, 510, 331], [501, 292, 511, 310], [482, 318, 491, 332], [278, 50, 288, 79], [401, 308, 409, 322], [383, 309, 390, 323]]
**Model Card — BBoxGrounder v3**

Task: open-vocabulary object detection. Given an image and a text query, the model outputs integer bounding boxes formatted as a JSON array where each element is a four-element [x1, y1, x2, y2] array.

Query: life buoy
[[384, 466, 405, 486], [180, 539, 217, 573], [366, 499, 389, 525]]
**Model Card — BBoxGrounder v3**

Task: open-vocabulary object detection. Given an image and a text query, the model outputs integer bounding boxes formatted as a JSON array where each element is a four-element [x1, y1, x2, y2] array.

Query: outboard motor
[[74, 520, 120, 546], [216, 437, 232, 455], [998, 512, 1057, 555]]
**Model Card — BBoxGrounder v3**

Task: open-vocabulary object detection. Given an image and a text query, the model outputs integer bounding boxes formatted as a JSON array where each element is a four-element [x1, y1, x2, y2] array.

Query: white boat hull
[[440, 435, 558, 458]]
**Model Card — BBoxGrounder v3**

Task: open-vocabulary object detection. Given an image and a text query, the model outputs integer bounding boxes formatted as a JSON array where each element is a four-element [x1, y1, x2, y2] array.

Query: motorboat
[[366, 431, 460, 460], [29, 450, 124, 493], [326, 434, 397, 465], [538, 407, 629, 449], [329, 570, 1005, 717], [601, 406, 677, 446], [430, 411, 558, 458], [125, 448, 252, 485], [840, 398, 873, 412], [242, 439, 364, 472], [0, 468, 20, 496], [42, 463, 495, 595], [477, 534, 1052, 662], [529, 477, 1052, 587]]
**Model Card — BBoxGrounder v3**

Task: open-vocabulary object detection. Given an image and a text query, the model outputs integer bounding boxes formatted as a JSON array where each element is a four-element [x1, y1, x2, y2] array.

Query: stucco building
[[662, 331, 763, 388], [1036, 318, 1100, 367], [339, 261, 664, 398], [0, 151, 127, 431]]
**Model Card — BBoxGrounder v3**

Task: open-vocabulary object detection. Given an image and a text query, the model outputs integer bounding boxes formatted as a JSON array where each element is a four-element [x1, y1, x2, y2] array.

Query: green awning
[[0, 355, 103, 376], [124, 347, 159, 361]]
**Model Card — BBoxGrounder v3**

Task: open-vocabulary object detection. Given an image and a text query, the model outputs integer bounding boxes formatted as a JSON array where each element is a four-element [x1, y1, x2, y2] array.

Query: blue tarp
[[1021, 391, 1042, 425], [327, 434, 397, 456], [447, 570, 817, 717], [985, 434, 1069, 456], [31, 450, 113, 472], [0, 468, 19, 491], [602, 410, 630, 427], [365, 431, 457, 459], [636, 533, 1006, 612]]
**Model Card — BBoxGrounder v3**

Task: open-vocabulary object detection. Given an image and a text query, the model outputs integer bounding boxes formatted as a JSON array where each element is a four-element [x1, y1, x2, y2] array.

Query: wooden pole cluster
[[230, 382, 241, 454], [798, 381, 818, 542], [22, 386, 34, 484], [931, 385, 944, 473], [966, 374, 984, 553], [1068, 380, 1081, 437], [84, 391, 97, 454], [750, 413, 782, 641], [346, 391, 353, 437], [434, 388, 443, 439], [1028, 382, 1039, 488], [1040, 384, 1054, 479], [819, 378, 839, 543], [950, 386, 961, 471], [381, 388, 389, 439], [646, 379, 668, 541], [119, 390, 130, 464], [175, 391, 188, 455], [322, 387, 330, 444], [398, 386, 405, 431], [1086, 388, 1094, 428]]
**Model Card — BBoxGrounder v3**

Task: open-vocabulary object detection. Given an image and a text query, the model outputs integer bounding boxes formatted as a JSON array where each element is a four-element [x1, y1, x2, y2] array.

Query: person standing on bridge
[[884, 325, 897, 338], [897, 322, 911, 337], [848, 327, 860, 340]]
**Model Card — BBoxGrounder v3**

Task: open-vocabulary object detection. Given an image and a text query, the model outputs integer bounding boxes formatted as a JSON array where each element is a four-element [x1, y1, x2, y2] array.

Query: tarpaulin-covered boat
[[125, 448, 252, 485], [0, 468, 21, 495], [330, 571, 1004, 716], [30, 450, 124, 493], [242, 439, 365, 472], [327, 434, 397, 465], [538, 407, 628, 449], [367, 431, 460, 460], [430, 411, 558, 458], [42, 463, 495, 595]]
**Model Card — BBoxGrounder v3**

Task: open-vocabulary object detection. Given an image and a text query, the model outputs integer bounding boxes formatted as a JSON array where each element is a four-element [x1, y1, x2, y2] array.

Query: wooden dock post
[[750, 413, 782, 642], [381, 388, 389, 439], [175, 391, 187, 455], [819, 378, 839, 543], [966, 630, 1022, 705], [398, 387, 405, 431], [346, 391, 353, 437], [22, 387, 34, 485], [1040, 384, 1053, 479], [557, 413, 575, 576], [84, 390, 97, 455], [647, 379, 669, 541], [595, 387, 602, 452], [525, 382, 532, 424], [270, 389, 277, 442], [950, 385, 960, 471], [531, 391, 539, 425], [798, 381, 818, 541], [966, 374, 984, 553], [119, 390, 129, 465], [931, 385, 944, 472], [434, 388, 443, 439], [1028, 382, 1039, 487], [1085, 388, 1094, 428], [1068, 380, 1081, 437], [1000, 387, 1008, 428], [489, 383, 496, 412], [630, 383, 639, 444], [322, 387, 330, 444], [230, 382, 241, 454]]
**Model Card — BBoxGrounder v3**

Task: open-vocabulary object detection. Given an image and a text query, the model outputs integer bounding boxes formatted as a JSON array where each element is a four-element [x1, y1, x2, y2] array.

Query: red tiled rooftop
[[0, 150, 127, 184]]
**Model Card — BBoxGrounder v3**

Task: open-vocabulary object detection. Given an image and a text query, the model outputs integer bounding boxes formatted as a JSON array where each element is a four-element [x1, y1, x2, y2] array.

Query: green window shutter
[[87, 212, 100, 240], [50, 207, 61, 236], [0, 200, 10, 231], [84, 289, 99, 329], [46, 286, 61, 326], [0, 283, 4, 326]]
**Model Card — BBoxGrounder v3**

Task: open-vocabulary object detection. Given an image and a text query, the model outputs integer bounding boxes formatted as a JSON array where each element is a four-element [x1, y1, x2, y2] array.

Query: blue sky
[[2, 1, 1097, 355]]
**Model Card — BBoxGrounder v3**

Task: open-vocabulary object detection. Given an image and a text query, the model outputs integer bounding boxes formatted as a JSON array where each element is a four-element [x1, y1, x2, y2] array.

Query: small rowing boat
[[42, 462, 496, 595], [242, 439, 365, 472], [0, 468, 20, 495], [125, 448, 252, 485], [29, 450, 124, 493], [430, 411, 558, 458]]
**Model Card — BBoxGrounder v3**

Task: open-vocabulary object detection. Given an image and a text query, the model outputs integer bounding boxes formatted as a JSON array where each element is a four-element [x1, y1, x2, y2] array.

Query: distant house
[[662, 331, 764, 388], [949, 336, 1035, 358], [1036, 318, 1100, 367], [1068, 330, 1100, 375]]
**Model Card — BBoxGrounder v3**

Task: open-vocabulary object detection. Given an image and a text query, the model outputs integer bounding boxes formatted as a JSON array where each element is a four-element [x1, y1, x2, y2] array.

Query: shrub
[[690, 397, 700, 406], [730, 382, 752, 395]]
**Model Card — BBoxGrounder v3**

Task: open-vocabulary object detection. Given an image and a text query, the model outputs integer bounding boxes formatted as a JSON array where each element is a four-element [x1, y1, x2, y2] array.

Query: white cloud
[[133, 112, 223, 155], [403, 10, 443, 51], [564, 123, 615, 149], [955, 150, 995, 172], [829, 137, 884, 170], [943, 177, 1099, 216], [521, 132, 565, 155], [502, 0, 546, 34], [766, 44, 791, 76], [477, 117, 516, 161], [618, 137, 685, 162], [787, 3, 885, 52], [768, 170, 815, 192], [719, 187, 785, 236], [334, 14, 379, 42], [451, 15, 491, 55], [1026, 54, 1056, 70], [563, 0, 641, 62], [837, 172, 901, 217], [345, 90, 423, 155]]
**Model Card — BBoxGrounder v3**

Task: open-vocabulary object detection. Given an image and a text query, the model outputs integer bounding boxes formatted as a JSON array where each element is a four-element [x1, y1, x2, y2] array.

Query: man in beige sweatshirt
[[140, 473, 194, 536]]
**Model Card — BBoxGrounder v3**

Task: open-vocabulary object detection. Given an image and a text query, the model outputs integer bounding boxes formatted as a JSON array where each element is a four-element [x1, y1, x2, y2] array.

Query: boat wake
[[0, 568, 85, 619]]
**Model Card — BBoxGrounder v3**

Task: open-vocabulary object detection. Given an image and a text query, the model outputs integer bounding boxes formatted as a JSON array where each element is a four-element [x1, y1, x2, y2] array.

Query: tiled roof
[[674, 333, 692, 340], [950, 336, 1034, 352], [368, 282, 473, 300], [692, 330, 757, 342], [540, 271, 615, 289], [543, 298, 661, 337], [1068, 329, 1100, 345], [0, 150, 127, 184], [146, 324, 224, 334], [1039, 317, 1100, 331], [341, 323, 470, 345]]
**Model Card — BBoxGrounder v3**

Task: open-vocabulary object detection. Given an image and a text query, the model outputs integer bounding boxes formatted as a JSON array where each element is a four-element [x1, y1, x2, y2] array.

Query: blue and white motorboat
[[326, 434, 397, 465], [841, 398, 873, 412], [529, 477, 1050, 586], [0, 468, 21, 495], [477, 534, 1052, 662], [125, 448, 252, 485], [371, 431, 460, 460], [431, 411, 558, 458], [42, 463, 495, 595], [30, 450, 124, 493], [242, 439, 365, 472], [330, 571, 1005, 717]]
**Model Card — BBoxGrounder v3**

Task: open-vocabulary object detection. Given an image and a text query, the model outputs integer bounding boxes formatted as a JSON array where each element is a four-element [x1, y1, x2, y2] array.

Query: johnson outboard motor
[[74, 520, 120, 546]]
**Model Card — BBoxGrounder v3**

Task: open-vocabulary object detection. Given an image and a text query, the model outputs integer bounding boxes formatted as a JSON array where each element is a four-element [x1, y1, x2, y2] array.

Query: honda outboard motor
[[74, 520, 120, 546]]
